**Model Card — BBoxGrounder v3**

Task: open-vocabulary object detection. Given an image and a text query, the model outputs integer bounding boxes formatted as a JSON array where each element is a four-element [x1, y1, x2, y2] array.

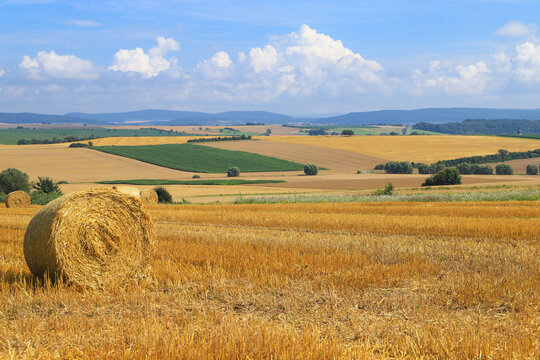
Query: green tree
[[526, 164, 538, 175], [265, 128, 272, 136], [227, 167, 240, 177], [341, 129, 354, 136], [384, 161, 413, 174], [495, 164, 513, 175], [422, 167, 462, 186], [32, 176, 62, 194], [0, 168, 30, 194], [304, 164, 319, 175]]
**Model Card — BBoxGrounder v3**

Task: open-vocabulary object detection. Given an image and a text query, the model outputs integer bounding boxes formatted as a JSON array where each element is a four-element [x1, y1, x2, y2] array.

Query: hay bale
[[140, 189, 158, 205], [23, 188, 155, 288], [112, 185, 141, 199], [5, 191, 31, 208]]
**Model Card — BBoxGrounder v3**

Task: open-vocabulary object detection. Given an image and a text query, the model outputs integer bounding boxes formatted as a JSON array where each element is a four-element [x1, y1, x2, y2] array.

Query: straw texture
[[23, 188, 155, 288], [140, 189, 158, 205], [5, 191, 31, 208], [112, 186, 141, 199]]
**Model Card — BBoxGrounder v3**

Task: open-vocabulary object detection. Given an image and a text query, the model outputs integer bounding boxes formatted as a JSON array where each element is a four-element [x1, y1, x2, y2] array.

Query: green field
[[91, 144, 305, 173], [97, 179, 286, 185]]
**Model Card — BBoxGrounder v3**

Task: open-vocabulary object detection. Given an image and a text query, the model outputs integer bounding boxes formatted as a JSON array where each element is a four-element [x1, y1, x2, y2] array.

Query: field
[[1, 201, 538, 358], [0, 127, 190, 145], [91, 143, 305, 173], [97, 179, 286, 186], [263, 135, 540, 163]]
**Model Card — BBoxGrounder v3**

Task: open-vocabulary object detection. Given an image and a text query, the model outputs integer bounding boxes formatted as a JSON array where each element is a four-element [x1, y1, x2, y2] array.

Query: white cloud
[[513, 41, 540, 81], [249, 45, 277, 72], [66, 20, 102, 27], [495, 21, 537, 37], [108, 36, 180, 78], [19, 51, 99, 80], [413, 60, 491, 95], [195, 51, 233, 80], [209, 51, 232, 68], [0, 69, 5, 77]]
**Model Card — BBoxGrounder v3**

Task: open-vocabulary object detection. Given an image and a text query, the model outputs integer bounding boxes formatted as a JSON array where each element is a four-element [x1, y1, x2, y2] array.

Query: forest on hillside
[[413, 119, 540, 135]]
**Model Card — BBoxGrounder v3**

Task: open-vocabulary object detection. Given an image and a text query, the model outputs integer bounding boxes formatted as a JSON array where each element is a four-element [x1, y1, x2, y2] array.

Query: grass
[[234, 188, 540, 204], [97, 179, 286, 185], [91, 143, 305, 173], [0, 127, 195, 145], [0, 201, 538, 358]]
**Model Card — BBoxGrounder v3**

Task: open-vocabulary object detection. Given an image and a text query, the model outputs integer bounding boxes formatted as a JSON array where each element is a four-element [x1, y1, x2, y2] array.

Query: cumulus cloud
[[249, 45, 278, 72], [195, 51, 233, 79], [19, 51, 99, 80], [413, 60, 491, 95], [495, 21, 537, 37], [513, 41, 540, 81], [108, 36, 180, 78]]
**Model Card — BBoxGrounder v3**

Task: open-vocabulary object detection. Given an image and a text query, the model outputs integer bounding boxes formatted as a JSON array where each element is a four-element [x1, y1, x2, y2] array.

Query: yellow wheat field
[[0, 201, 539, 359], [263, 135, 540, 163]]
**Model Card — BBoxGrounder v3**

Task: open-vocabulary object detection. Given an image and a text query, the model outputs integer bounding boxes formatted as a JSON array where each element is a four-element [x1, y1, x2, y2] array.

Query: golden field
[[263, 135, 540, 163], [1, 201, 538, 359]]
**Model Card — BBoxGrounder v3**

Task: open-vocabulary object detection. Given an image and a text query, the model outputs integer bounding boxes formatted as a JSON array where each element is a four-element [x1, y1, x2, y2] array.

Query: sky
[[1, 0, 540, 115]]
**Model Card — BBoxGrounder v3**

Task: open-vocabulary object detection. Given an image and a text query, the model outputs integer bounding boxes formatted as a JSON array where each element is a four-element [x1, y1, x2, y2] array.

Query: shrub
[[227, 167, 240, 177], [304, 164, 319, 176], [495, 164, 513, 175], [373, 182, 395, 196], [192, 174, 201, 179], [384, 161, 413, 174], [373, 164, 384, 170], [30, 190, 63, 205], [32, 176, 62, 194], [154, 187, 173, 203], [0, 168, 30, 194], [422, 167, 462, 186], [526, 164, 538, 175], [341, 129, 354, 136], [68, 143, 88, 148]]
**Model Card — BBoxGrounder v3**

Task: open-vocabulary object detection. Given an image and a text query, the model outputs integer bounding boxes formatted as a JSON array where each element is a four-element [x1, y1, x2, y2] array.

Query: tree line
[[413, 119, 540, 135]]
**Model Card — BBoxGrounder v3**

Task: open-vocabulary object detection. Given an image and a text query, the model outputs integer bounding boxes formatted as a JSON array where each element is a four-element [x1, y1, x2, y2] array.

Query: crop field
[[91, 143, 305, 173], [264, 135, 540, 163], [0, 201, 538, 359], [0, 127, 191, 145]]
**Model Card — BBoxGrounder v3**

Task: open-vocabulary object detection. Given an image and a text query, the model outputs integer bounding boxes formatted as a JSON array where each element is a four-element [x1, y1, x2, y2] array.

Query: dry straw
[[112, 185, 141, 199], [23, 188, 155, 288], [5, 190, 31, 208], [140, 189, 158, 205]]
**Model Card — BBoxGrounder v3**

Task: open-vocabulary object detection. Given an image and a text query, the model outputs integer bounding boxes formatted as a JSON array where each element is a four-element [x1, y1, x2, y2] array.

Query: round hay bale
[[112, 185, 141, 199], [23, 188, 155, 288], [5, 191, 31, 208], [140, 189, 158, 205]]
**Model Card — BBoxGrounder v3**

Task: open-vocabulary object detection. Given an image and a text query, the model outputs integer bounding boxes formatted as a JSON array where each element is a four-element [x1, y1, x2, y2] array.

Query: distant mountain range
[[2, 107, 540, 126]]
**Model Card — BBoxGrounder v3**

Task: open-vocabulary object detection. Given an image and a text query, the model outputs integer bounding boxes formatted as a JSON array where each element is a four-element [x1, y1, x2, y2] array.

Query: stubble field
[[1, 201, 538, 359]]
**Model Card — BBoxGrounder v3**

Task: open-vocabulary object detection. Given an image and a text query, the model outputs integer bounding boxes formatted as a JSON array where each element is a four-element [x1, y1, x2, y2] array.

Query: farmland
[[91, 143, 305, 173], [1, 201, 538, 358]]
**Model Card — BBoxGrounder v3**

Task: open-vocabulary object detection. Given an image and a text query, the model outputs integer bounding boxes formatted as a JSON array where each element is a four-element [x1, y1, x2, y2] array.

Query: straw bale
[[5, 191, 31, 208], [23, 188, 155, 288], [112, 185, 141, 199], [140, 189, 158, 205]]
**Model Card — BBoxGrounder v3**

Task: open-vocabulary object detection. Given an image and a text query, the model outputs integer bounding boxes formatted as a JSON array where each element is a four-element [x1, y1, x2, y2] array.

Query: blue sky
[[1, 0, 540, 115]]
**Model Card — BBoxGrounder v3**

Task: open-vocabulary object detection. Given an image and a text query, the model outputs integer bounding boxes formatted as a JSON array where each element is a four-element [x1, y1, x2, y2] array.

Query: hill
[[413, 119, 540, 135]]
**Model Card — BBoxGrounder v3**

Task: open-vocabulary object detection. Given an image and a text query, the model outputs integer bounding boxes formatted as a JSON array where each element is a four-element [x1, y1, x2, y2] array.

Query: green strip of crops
[[97, 179, 286, 185]]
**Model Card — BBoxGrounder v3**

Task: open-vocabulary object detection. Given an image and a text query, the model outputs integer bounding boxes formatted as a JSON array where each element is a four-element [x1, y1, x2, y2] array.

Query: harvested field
[[204, 139, 388, 172], [0, 144, 191, 182], [264, 135, 540, 163], [0, 201, 538, 358]]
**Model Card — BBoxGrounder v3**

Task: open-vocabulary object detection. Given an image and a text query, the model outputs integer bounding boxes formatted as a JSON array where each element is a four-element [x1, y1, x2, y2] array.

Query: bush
[[422, 167, 462, 186], [32, 176, 62, 194], [526, 164, 538, 175], [0, 168, 30, 194], [304, 164, 319, 176], [154, 186, 173, 203], [373, 164, 384, 170], [30, 190, 62, 205], [341, 129, 354, 136], [68, 143, 88, 148], [384, 161, 413, 174], [192, 174, 201, 178], [373, 182, 394, 196], [227, 167, 240, 177], [495, 164, 513, 175]]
